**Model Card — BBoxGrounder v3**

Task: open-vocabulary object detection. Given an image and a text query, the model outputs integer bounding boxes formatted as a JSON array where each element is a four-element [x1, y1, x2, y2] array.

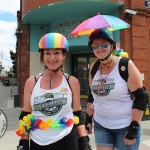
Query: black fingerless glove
[[85, 113, 93, 131], [125, 121, 139, 140], [79, 136, 92, 150], [17, 139, 29, 150]]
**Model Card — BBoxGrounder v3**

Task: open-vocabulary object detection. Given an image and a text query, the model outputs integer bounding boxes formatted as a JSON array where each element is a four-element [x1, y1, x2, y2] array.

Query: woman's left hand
[[124, 120, 139, 145], [124, 132, 136, 145]]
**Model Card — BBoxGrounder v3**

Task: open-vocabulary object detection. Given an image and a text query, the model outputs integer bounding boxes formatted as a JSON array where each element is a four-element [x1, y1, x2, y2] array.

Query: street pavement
[[0, 83, 150, 150]]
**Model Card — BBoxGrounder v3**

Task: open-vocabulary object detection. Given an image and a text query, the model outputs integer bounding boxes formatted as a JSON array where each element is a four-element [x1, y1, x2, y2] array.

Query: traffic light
[[10, 50, 17, 76]]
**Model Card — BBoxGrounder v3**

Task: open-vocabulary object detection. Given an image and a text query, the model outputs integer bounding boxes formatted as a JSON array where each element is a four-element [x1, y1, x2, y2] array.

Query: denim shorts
[[94, 120, 141, 150]]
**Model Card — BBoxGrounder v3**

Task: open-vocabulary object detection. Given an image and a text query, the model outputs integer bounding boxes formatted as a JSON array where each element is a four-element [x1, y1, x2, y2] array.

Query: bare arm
[[124, 60, 143, 145], [21, 76, 35, 139], [85, 63, 95, 134], [127, 60, 144, 123], [69, 76, 87, 137], [87, 62, 95, 116], [89, 62, 94, 88]]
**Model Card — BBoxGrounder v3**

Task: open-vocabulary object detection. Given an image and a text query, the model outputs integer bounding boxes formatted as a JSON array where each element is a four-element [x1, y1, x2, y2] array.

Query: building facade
[[16, 0, 150, 107]]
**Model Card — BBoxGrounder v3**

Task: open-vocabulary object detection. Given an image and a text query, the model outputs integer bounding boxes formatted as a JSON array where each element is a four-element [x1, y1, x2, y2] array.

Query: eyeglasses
[[91, 42, 109, 50]]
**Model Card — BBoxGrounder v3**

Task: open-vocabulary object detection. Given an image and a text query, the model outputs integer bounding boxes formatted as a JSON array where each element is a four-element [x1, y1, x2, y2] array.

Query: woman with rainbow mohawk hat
[[85, 28, 149, 150], [16, 33, 91, 150]]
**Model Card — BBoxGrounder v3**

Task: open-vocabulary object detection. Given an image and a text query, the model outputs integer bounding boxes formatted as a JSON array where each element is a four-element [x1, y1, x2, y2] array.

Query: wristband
[[78, 136, 91, 150], [85, 113, 93, 131], [17, 139, 29, 150], [125, 121, 139, 140]]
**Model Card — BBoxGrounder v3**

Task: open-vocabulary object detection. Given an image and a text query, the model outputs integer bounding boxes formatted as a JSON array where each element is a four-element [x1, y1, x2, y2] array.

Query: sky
[[0, 0, 20, 70]]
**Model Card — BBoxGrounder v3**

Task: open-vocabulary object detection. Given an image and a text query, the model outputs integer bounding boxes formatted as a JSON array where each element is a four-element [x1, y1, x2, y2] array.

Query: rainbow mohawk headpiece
[[39, 33, 69, 53]]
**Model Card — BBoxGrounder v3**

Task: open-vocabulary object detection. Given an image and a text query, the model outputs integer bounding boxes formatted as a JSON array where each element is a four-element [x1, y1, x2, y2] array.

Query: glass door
[[72, 54, 95, 111], [72, 54, 95, 95]]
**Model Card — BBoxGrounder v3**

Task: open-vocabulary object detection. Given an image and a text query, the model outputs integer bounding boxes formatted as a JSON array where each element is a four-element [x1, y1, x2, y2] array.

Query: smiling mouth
[[97, 50, 105, 53], [47, 61, 58, 64]]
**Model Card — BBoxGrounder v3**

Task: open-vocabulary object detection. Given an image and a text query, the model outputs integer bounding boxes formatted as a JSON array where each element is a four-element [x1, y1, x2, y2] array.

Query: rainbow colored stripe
[[39, 33, 69, 52], [16, 114, 79, 136], [91, 42, 109, 50]]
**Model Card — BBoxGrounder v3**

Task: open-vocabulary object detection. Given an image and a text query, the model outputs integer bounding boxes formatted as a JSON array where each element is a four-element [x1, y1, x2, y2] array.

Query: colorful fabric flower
[[113, 45, 129, 58], [16, 114, 79, 136], [74, 116, 79, 125]]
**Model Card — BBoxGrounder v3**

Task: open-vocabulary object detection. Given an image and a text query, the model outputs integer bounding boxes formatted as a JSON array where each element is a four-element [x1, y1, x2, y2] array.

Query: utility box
[[14, 95, 19, 107], [5, 79, 9, 86]]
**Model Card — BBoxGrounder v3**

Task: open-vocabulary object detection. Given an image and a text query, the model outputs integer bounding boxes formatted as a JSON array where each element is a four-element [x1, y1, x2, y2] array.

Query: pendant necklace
[[91, 56, 114, 110], [97, 56, 114, 95]]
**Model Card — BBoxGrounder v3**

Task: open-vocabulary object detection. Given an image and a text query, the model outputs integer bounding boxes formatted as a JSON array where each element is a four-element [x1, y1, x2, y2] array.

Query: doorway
[[72, 54, 95, 110]]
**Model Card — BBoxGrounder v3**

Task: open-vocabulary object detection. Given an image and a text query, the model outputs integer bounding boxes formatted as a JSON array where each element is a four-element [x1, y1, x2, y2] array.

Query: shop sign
[[55, 20, 83, 40], [145, 0, 150, 8], [55, 20, 82, 29]]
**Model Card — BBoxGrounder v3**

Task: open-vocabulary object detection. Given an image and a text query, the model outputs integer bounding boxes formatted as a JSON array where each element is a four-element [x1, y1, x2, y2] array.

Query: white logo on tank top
[[91, 78, 115, 96], [33, 88, 69, 116]]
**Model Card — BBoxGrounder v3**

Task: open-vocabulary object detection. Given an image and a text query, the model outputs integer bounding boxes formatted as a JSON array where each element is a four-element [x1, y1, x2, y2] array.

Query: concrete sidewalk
[[0, 83, 150, 150]]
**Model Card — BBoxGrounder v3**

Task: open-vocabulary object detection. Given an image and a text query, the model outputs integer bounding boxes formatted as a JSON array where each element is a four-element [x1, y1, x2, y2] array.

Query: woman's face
[[91, 38, 113, 59], [43, 48, 66, 70]]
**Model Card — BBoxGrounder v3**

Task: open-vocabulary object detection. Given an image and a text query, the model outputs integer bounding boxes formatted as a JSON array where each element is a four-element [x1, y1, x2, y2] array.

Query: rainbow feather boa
[[16, 114, 79, 136], [113, 45, 129, 58]]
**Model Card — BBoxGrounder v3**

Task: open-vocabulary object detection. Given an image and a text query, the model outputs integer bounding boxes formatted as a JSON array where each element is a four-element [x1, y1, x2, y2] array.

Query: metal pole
[[0, 45, 3, 66]]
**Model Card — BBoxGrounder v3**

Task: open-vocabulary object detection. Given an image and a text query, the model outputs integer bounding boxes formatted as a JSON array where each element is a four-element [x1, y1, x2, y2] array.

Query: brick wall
[[18, 25, 30, 107], [120, 0, 150, 93]]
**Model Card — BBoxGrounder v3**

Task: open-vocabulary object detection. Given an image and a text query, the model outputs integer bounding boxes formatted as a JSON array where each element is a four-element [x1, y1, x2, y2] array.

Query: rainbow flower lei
[[16, 114, 79, 136], [113, 45, 129, 58]]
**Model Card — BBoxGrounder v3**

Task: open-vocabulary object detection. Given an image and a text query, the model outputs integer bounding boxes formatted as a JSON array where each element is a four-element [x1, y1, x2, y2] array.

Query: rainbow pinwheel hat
[[39, 33, 69, 53]]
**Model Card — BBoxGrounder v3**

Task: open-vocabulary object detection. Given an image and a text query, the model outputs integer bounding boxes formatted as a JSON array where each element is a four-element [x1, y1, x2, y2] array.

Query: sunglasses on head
[[91, 42, 109, 50]]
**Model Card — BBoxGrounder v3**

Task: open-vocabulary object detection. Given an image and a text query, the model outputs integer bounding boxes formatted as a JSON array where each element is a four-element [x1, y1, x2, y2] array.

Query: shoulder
[[67, 76, 80, 91], [24, 75, 40, 92], [68, 75, 79, 85], [25, 76, 36, 87], [127, 60, 143, 89], [128, 60, 141, 77], [128, 60, 138, 72]]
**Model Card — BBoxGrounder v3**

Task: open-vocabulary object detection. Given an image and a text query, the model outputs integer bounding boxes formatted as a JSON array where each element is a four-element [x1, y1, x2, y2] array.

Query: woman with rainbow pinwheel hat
[[85, 28, 149, 150], [16, 33, 91, 150]]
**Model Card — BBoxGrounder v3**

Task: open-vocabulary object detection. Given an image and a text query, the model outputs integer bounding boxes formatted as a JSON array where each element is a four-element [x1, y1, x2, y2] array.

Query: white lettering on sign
[[54, 20, 83, 40]]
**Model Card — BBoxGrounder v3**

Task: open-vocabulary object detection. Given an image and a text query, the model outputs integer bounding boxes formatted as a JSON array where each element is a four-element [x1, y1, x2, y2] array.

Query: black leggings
[[30, 126, 79, 150]]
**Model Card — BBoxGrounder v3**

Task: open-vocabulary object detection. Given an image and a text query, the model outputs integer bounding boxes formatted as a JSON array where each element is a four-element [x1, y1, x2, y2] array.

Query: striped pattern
[[39, 33, 69, 52]]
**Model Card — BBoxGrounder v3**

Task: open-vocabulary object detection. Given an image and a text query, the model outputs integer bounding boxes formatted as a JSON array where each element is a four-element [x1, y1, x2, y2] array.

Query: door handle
[[84, 72, 89, 79]]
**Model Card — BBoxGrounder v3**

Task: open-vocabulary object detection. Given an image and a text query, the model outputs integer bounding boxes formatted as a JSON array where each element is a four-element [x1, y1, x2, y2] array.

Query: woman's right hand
[[85, 113, 93, 134], [86, 123, 92, 134]]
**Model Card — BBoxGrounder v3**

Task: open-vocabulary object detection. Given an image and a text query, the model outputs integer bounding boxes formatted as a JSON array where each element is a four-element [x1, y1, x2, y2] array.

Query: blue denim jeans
[[94, 120, 141, 150]]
